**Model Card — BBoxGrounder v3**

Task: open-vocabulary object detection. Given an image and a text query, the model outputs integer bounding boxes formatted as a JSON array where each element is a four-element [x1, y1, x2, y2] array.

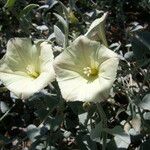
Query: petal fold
[[85, 12, 108, 46]]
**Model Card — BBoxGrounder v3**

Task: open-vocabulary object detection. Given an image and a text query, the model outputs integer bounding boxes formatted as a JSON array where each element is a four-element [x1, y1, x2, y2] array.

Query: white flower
[[53, 36, 119, 102], [0, 38, 55, 99], [85, 12, 108, 46]]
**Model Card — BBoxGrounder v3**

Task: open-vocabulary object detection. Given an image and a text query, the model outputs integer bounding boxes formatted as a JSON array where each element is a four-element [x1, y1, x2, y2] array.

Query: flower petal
[[95, 44, 119, 65], [38, 42, 55, 81], [0, 72, 54, 99], [85, 12, 108, 46], [100, 58, 119, 81], [56, 36, 118, 70], [55, 75, 112, 102], [3, 38, 39, 74]]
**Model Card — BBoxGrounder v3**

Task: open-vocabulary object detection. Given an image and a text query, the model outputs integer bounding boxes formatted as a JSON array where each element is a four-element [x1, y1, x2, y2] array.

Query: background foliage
[[0, 0, 150, 149]]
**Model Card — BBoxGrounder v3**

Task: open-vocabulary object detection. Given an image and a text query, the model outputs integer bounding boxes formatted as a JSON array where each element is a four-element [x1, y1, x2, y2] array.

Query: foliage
[[0, 0, 150, 150]]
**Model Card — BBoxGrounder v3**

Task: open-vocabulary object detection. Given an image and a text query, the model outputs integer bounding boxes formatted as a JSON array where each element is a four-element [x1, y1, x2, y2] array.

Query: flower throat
[[26, 65, 39, 78]]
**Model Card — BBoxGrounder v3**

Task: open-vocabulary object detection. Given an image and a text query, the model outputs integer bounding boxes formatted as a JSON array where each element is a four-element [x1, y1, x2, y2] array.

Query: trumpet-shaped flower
[[0, 38, 55, 99], [85, 12, 108, 46], [54, 36, 119, 102]]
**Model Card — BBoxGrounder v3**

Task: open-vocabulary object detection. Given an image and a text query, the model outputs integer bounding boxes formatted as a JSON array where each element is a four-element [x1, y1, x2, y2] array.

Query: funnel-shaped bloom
[[0, 38, 55, 99], [85, 12, 108, 46], [54, 36, 119, 102]]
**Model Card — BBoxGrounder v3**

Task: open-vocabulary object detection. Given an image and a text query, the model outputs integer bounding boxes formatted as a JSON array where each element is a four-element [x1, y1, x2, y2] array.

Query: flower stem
[[96, 103, 107, 150]]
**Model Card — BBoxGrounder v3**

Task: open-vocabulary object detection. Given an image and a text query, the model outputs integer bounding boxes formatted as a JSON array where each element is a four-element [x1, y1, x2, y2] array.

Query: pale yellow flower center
[[26, 65, 39, 78], [83, 67, 98, 77]]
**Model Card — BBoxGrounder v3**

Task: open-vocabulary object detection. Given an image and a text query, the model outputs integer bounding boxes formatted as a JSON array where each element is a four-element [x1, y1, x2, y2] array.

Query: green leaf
[[4, 0, 16, 10], [69, 0, 76, 9], [140, 139, 150, 150], [35, 108, 49, 121], [143, 112, 150, 120], [57, 1, 69, 18], [114, 134, 130, 149], [28, 93, 59, 111], [76, 132, 90, 150], [63, 131, 71, 138], [84, 134, 98, 150], [47, 0, 58, 9], [76, 131, 98, 150], [137, 94, 150, 110], [19, 4, 39, 18], [46, 115, 63, 131], [90, 122, 103, 141], [68, 101, 85, 114], [104, 126, 131, 149], [0, 101, 9, 113], [0, 134, 10, 144], [53, 13, 68, 30], [78, 112, 88, 125], [27, 124, 40, 142], [104, 126, 124, 135], [44, 95, 59, 110], [131, 32, 150, 64], [54, 25, 65, 46], [124, 51, 134, 60], [106, 139, 118, 150]]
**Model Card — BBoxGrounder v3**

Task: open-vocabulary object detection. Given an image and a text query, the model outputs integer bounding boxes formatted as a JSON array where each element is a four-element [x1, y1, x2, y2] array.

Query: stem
[[0, 103, 15, 122], [137, 106, 144, 121], [96, 103, 107, 150], [64, 26, 69, 49]]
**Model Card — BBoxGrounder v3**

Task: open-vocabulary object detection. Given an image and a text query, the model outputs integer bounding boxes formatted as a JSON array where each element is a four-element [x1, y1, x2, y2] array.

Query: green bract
[[0, 38, 55, 99], [53, 36, 119, 102]]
